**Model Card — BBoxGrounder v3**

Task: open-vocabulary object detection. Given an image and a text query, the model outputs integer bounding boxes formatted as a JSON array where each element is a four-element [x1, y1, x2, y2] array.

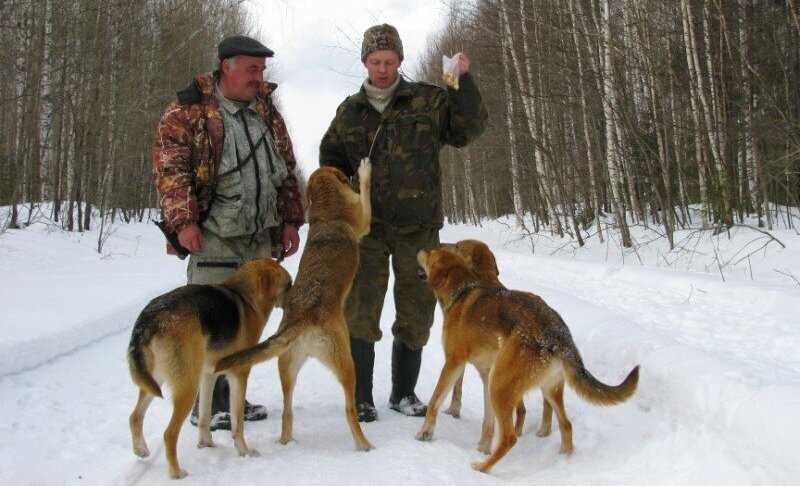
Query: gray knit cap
[[361, 24, 404, 62]]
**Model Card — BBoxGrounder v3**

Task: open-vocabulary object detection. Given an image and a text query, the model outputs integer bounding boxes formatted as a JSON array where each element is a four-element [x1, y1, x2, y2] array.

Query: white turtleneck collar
[[362, 75, 401, 113]]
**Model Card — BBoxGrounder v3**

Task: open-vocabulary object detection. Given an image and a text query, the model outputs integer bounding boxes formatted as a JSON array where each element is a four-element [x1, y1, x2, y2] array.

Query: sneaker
[[189, 411, 232, 431], [357, 402, 379, 423], [389, 395, 427, 417], [244, 401, 268, 421]]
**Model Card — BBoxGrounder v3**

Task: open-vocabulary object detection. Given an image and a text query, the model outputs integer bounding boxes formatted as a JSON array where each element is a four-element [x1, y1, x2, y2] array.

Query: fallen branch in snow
[[774, 268, 800, 287]]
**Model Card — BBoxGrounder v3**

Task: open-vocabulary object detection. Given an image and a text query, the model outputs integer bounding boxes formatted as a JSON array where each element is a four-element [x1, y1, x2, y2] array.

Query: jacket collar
[[354, 75, 412, 108]]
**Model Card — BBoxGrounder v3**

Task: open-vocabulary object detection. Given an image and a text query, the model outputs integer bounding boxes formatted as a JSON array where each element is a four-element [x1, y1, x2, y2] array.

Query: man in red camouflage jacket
[[152, 35, 305, 431]]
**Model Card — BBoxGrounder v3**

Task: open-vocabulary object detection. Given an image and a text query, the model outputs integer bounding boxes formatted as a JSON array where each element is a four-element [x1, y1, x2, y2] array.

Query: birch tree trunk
[[498, 0, 560, 233], [738, 0, 760, 222], [498, 9, 526, 228], [681, 0, 711, 228], [601, 0, 632, 247], [569, 0, 604, 242]]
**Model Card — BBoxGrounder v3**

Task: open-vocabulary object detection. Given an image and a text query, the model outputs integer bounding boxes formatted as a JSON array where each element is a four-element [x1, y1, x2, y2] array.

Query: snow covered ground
[[1, 207, 798, 485]]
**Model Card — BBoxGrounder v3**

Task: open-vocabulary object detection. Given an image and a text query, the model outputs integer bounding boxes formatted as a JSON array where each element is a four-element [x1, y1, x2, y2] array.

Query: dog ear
[[428, 262, 447, 289]]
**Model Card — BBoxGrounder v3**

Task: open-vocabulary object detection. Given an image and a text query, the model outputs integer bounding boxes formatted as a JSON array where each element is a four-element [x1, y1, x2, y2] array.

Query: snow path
[[1, 220, 798, 485]]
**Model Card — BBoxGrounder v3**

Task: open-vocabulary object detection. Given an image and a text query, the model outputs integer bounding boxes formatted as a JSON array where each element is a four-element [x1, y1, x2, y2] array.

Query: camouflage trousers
[[345, 225, 439, 350], [187, 227, 273, 285]]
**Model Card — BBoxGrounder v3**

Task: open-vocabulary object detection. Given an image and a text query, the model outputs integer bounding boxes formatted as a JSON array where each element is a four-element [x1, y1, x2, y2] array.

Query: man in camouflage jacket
[[319, 24, 487, 422], [153, 41, 305, 255], [152, 36, 305, 430]]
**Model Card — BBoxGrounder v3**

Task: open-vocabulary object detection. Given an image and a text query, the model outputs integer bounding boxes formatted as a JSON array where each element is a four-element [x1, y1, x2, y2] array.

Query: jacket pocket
[[397, 113, 437, 150]]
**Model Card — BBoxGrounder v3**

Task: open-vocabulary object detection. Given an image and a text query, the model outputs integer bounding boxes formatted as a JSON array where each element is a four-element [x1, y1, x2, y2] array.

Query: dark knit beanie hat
[[218, 35, 274, 60], [361, 24, 404, 62]]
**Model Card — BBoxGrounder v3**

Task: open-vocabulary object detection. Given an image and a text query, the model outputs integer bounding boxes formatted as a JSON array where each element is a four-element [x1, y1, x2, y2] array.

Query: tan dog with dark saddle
[[127, 258, 292, 479], [215, 161, 374, 452], [416, 244, 639, 473]]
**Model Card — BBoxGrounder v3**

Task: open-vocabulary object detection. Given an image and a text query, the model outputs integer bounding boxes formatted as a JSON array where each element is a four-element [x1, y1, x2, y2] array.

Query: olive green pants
[[345, 225, 439, 350]]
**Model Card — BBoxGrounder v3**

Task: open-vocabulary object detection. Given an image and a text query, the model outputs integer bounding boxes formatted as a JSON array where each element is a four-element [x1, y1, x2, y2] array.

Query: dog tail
[[127, 324, 163, 398], [561, 349, 639, 406], [214, 327, 295, 373]]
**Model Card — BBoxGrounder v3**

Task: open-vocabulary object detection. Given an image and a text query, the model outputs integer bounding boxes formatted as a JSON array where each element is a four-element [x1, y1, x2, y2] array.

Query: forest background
[[1, 0, 798, 250]]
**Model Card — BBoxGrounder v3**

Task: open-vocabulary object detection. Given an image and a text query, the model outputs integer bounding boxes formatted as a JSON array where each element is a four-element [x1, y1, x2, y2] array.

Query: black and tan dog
[[127, 258, 292, 479], [415, 245, 639, 473], [215, 161, 374, 452]]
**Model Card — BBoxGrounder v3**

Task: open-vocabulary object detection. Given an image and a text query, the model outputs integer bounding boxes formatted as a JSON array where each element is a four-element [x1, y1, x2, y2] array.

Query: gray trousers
[[187, 228, 273, 285], [189, 227, 272, 415]]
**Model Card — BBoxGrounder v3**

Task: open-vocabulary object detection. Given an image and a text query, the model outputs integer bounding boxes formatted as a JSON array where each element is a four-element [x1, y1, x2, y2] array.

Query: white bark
[[602, 0, 631, 246], [498, 8, 526, 229], [738, 0, 758, 213], [498, 0, 561, 234], [681, 0, 710, 227], [569, 0, 604, 242]]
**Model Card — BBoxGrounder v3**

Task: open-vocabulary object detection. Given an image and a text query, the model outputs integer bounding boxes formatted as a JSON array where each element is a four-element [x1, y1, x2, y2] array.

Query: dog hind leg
[[535, 390, 553, 438], [278, 348, 307, 445], [130, 389, 155, 457], [164, 381, 197, 479], [514, 399, 527, 437], [472, 386, 518, 474], [542, 379, 573, 454], [323, 331, 374, 451], [476, 366, 494, 454], [473, 342, 537, 473]]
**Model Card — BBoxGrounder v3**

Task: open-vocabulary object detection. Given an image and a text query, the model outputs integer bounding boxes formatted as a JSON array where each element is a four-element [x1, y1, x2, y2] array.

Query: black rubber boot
[[350, 337, 378, 422], [190, 376, 267, 430], [389, 339, 427, 417]]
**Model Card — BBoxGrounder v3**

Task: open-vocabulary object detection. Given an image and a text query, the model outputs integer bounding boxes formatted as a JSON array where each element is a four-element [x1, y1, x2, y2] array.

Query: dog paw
[[243, 448, 260, 457], [415, 430, 433, 441], [169, 468, 188, 479], [278, 436, 293, 445], [197, 438, 216, 449], [476, 442, 491, 455], [442, 406, 460, 418], [133, 444, 150, 458], [356, 441, 375, 452], [559, 444, 574, 455], [358, 158, 372, 182], [535, 427, 551, 438], [471, 461, 490, 473]]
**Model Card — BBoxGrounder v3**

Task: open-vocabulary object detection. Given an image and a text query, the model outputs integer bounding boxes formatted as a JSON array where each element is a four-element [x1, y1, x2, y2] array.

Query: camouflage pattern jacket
[[152, 72, 305, 234], [319, 72, 487, 235]]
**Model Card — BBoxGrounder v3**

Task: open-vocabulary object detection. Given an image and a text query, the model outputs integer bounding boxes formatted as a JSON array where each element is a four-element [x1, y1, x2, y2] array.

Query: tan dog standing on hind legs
[[415, 246, 639, 473], [215, 161, 374, 452], [127, 258, 292, 479]]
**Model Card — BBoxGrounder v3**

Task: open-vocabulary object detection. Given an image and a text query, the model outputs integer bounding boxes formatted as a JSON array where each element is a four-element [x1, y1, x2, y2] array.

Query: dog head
[[305, 166, 360, 225], [229, 258, 293, 310], [417, 248, 478, 304], [440, 239, 500, 287]]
